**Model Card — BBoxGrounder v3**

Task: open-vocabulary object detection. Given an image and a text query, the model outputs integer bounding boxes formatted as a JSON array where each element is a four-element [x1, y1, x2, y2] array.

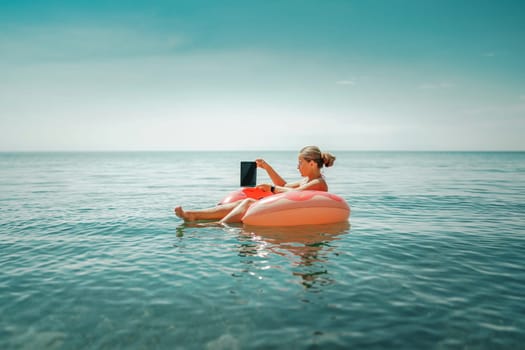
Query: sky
[[1, 0, 524, 151]]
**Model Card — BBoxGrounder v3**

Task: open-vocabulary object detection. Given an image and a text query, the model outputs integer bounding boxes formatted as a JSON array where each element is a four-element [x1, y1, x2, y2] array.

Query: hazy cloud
[[0, 24, 187, 62], [418, 82, 454, 90], [482, 52, 497, 57], [336, 80, 356, 86]]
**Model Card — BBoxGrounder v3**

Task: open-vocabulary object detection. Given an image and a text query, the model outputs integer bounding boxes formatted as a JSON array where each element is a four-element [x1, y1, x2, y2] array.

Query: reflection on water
[[241, 222, 350, 263], [174, 221, 350, 290], [240, 222, 350, 290]]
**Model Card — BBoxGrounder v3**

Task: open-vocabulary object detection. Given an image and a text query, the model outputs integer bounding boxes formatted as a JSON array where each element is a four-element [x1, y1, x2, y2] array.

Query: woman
[[174, 146, 336, 224]]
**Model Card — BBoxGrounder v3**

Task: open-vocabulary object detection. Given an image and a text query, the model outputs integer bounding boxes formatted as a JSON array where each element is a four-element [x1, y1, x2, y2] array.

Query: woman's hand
[[256, 183, 272, 192], [256, 159, 270, 170]]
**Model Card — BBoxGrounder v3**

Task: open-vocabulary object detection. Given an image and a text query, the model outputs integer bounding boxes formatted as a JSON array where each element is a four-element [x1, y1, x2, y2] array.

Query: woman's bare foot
[[174, 206, 195, 222]]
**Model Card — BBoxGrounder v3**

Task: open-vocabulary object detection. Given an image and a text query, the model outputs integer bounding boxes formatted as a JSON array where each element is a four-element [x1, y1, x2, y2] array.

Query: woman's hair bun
[[321, 152, 336, 167]]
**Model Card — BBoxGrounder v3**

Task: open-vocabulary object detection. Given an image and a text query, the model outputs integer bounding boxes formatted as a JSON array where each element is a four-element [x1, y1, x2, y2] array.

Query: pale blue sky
[[1, 0, 524, 151]]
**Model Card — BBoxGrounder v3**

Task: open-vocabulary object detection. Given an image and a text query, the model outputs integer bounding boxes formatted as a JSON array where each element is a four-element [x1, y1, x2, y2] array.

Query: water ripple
[[1, 152, 525, 349]]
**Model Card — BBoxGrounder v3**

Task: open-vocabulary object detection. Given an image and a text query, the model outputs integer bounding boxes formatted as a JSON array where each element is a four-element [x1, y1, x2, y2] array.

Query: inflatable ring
[[242, 190, 350, 226]]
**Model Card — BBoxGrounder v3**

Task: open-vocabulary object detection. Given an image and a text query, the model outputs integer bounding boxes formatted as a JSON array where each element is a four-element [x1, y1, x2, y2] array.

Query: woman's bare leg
[[220, 198, 256, 224], [174, 201, 241, 222]]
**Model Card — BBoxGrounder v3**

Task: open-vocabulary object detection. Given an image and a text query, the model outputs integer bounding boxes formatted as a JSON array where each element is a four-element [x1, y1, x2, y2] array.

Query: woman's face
[[297, 156, 312, 176]]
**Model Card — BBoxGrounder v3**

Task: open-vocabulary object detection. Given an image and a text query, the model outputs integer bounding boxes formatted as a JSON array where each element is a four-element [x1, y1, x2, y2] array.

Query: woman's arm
[[258, 178, 328, 194], [256, 159, 287, 186], [275, 178, 327, 193], [284, 180, 302, 188]]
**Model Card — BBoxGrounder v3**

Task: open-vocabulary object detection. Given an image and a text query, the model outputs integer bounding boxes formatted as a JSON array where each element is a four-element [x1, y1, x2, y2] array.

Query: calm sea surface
[[1, 151, 524, 349]]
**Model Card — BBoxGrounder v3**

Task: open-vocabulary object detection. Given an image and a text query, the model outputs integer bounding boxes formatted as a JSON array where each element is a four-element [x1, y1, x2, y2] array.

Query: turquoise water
[[1, 151, 524, 349]]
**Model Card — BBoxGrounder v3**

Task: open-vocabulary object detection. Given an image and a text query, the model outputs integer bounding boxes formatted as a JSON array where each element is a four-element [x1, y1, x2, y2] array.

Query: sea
[[0, 151, 524, 349]]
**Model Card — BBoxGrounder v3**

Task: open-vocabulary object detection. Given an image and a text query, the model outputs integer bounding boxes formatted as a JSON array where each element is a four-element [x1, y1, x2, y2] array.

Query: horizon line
[[1, 149, 524, 153]]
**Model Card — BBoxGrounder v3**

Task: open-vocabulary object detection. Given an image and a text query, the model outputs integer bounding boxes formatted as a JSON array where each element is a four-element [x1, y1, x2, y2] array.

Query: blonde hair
[[300, 146, 336, 168]]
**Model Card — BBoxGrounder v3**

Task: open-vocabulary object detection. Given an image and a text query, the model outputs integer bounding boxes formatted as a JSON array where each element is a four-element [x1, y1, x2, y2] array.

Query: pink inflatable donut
[[241, 190, 350, 226]]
